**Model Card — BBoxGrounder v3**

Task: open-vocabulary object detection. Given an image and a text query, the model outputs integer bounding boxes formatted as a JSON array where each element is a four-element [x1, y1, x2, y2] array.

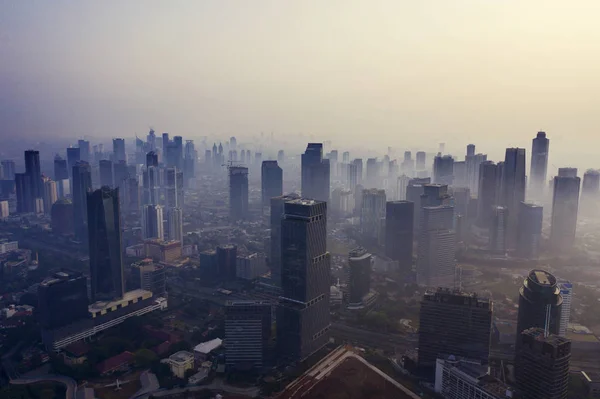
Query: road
[[135, 378, 260, 399], [331, 322, 416, 351], [10, 375, 78, 399]]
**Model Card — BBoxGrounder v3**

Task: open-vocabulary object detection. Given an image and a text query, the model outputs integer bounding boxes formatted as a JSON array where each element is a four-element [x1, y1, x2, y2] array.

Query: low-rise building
[[193, 338, 222, 363], [96, 351, 134, 376], [144, 239, 182, 263], [164, 351, 194, 378]]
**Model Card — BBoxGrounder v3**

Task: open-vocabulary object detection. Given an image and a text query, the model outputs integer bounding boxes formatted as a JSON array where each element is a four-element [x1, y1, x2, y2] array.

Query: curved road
[[11, 375, 78, 399]]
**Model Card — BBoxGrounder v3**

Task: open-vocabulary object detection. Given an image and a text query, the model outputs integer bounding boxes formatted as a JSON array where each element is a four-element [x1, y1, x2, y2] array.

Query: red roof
[[96, 351, 134, 375], [152, 341, 171, 356]]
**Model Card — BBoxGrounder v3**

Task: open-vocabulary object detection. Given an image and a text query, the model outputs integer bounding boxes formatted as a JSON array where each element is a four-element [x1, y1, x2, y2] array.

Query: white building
[[0, 241, 18, 254], [0, 201, 9, 218], [43, 179, 58, 214], [193, 338, 222, 363], [558, 280, 573, 337], [168, 207, 183, 243], [164, 351, 194, 378], [142, 204, 164, 240]]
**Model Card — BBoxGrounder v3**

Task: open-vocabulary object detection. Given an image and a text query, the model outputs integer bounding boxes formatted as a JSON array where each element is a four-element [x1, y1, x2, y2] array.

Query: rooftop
[[193, 338, 223, 354], [528, 269, 556, 287], [89, 289, 152, 313], [169, 350, 194, 363]]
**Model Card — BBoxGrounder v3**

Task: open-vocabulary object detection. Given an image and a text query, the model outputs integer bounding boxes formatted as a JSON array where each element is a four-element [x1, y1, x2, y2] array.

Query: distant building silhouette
[[261, 161, 283, 207], [72, 161, 92, 239], [385, 201, 414, 270], [517, 202, 543, 259], [550, 168, 581, 251], [301, 143, 330, 202], [229, 166, 249, 221], [530, 131, 550, 192]]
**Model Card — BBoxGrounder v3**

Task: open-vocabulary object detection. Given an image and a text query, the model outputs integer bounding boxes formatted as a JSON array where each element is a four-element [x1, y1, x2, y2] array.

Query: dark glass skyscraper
[[476, 161, 498, 228], [72, 161, 92, 239], [15, 173, 32, 213], [384, 201, 414, 269], [550, 170, 581, 251], [87, 186, 124, 302], [348, 248, 372, 306], [261, 161, 283, 207], [501, 148, 526, 248], [301, 143, 330, 202], [78, 139, 91, 162], [217, 244, 237, 281], [112, 138, 126, 162], [99, 159, 114, 187], [278, 199, 330, 362], [229, 166, 248, 221], [38, 269, 89, 329], [433, 154, 454, 185], [66, 147, 81, 178], [516, 270, 563, 339], [25, 150, 42, 200], [54, 155, 69, 181], [517, 202, 543, 259], [1, 160, 16, 180], [530, 131, 550, 192], [225, 300, 272, 370], [270, 194, 300, 288]]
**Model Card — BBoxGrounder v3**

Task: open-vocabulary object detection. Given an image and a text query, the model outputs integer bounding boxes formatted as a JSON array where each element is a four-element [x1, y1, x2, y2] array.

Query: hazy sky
[[1, 1, 600, 167]]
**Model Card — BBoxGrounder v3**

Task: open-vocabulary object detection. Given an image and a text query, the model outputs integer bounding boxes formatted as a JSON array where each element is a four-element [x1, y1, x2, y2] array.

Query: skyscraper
[[261, 160, 283, 207], [352, 158, 363, 185], [501, 148, 526, 247], [433, 154, 454, 185], [38, 269, 89, 330], [217, 244, 237, 281], [72, 161, 92, 238], [124, 177, 141, 214], [54, 155, 69, 181], [24, 150, 42, 202], [51, 199, 74, 235], [99, 160, 114, 187], [517, 202, 543, 259], [164, 167, 178, 209], [558, 280, 572, 337], [360, 189, 386, 238], [347, 248, 372, 308], [385, 201, 414, 269], [465, 153, 487, 195], [66, 147, 81, 178], [489, 206, 508, 253], [416, 205, 456, 288], [42, 178, 58, 214], [415, 151, 426, 171], [278, 199, 330, 361], [78, 139, 91, 162], [476, 161, 498, 228], [168, 207, 183, 243], [113, 160, 128, 191], [516, 270, 563, 339], [301, 143, 330, 202], [516, 328, 570, 399], [417, 288, 492, 378], [530, 131, 550, 192], [1, 160, 16, 180], [229, 166, 249, 221], [143, 166, 161, 206], [582, 169, 600, 198], [87, 187, 125, 302], [113, 138, 126, 163], [142, 204, 164, 240], [146, 151, 159, 168], [270, 194, 300, 288], [15, 173, 32, 213], [225, 300, 272, 371], [550, 170, 581, 251]]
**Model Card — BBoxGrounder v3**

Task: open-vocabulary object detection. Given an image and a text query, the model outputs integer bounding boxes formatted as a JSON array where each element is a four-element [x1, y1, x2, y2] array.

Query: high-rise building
[[278, 199, 330, 362], [168, 207, 183, 243], [516, 270, 563, 339], [501, 148, 526, 247], [418, 288, 492, 378], [112, 138, 126, 163], [162, 133, 170, 154], [476, 161, 498, 228], [131, 259, 166, 297], [25, 150, 42, 201], [15, 173, 32, 213], [517, 202, 543, 259], [124, 177, 141, 214], [229, 166, 249, 221], [550, 170, 581, 251], [489, 206, 508, 253], [53, 155, 69, 181], [164, 167, 178, 209], [277, 150, 285, 164], [301, 143, 330, 202], [530, 131, 550, 192], [385, 201, 414, 269], [78, 139, 91, 162], [217, 244, 237, 281], [557, 280, 572, 338], [406, 180, 427, 232], [66, 147, 81, 178], [99, 159, 114, 187], [143, 166, 161, 206], [347, 248, 372, 307], [270, 194, 300, 288], [43, 178, 58, 214], [38, 269, 89, 330], [261, 161, 283, 207], [433, 154, 454, 186], [416, 205, 456, 288], [365, 158, 380, 186], [416, 151, 426, 171], [142, 204, 164, 240], [236, 253, 267, 280], [465, 153, 487, 195], [352, 158, 363, 185], [582, 169, 600, 198], [1, 160, 16, 180], [113, 160, 128, 190], [72, 161, 92, 238], [360, 189, 386, 238], [516, 328, 570, 399], [146, 151, 159, 168], [87, 187, 125, 302], [183, 140, 196, 184], [51, 199, 74, 235], [225, 300, 272, 370], [0, 201, 9, 218], [452, 161, 466, 187]]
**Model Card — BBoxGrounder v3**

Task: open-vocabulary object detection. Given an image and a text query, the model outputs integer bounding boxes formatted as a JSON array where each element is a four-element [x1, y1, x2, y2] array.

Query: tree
[[134, 349, 158, 368], [168, 340, 191, 354]]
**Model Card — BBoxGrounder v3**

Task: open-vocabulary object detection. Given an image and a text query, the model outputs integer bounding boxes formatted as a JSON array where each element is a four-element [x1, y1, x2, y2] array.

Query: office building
[[435, 356, 517, 399], [360, 189, 386, 238], [183, 140, 196, 184], [365, 158, 380, 186], [144, 239, 182, 263], [113, 160, 128, 189], [143, 165, 161, 206], [277, 150, 285, 164], [550, 170, 581, 251], [131, 259, 166, 297], [225, 300, 272, 370], [51, 199, 74, 235], [142, 204, 164, 241], [301, 143, 330, 202], [516, 328, 570, 399], [582, 169, 600, 198], [78, 139, 91, 162], [489, 206, 508, 253], [452, 161, 466, 187], [501, 148, 526, 247], [38, 269, 89, 330], [199, 250, 218, 280], [558, 280, 572, 337], [516, 270, 563, 339], [162, 133, 170, 154], [466, 152, 487, 196], [418, 288, 492, 378], [164, 167, 178, 209], [113, 138, 126, 162], [236, 253, 267, 280], [476, 161, 498, 228], [217, 244, 237, 281], [433, 154, 454, 185], [124, 177, 141, 214], [530, 131, 550, 192], [1, 160, 16, 180], [24, 149, 42, 200], [54, 155, 69, 181], [99, 160, 113, 187], [270, 194, 300, 287], [72, 161, 92, 238], [406, 180, 427, 232], [261, 160, 283, 207], [416, 205, 456, 288], [352, 158, 363, 185], [167, 207, 183, 243], [278, 199, 330, 362], [0, 200, 9, 218], [43, 178, 58, 214], [87, 187, 125, 302], [385, 201, 414, 269], [516, 202, 543, 259], [66, 147, 81, 178], [347, 248, 372, 307], [416, 151, 426, 171], [15, 173, 32, 213], [229, 166, 249, 221]]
